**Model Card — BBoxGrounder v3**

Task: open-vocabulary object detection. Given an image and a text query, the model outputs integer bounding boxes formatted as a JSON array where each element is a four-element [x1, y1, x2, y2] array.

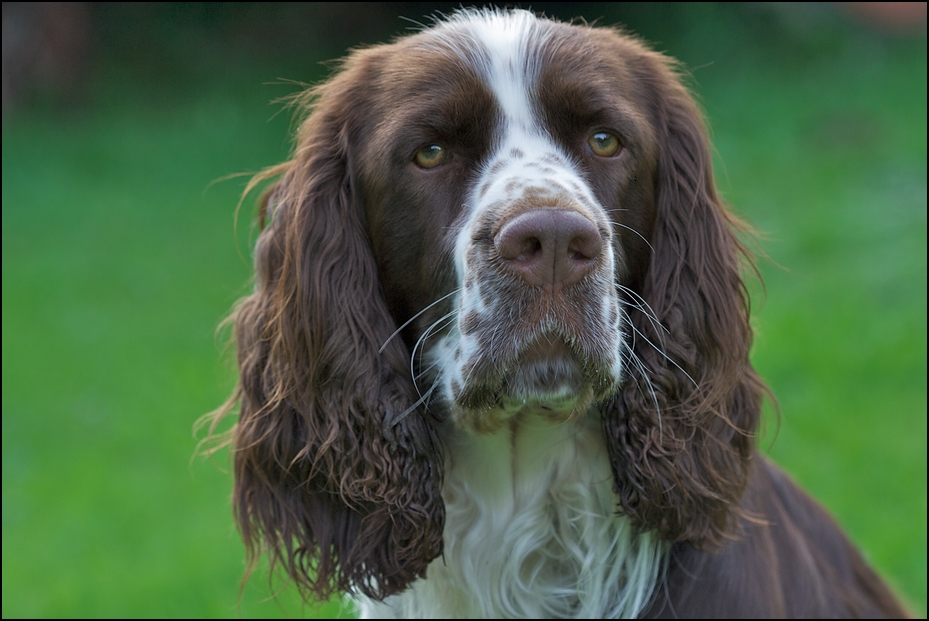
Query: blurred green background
[[2, 2, 925, 617]]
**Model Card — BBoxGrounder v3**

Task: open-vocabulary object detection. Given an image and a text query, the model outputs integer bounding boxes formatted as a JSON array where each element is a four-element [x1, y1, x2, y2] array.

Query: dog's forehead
[[399, 12, 648, 135], [412, 10, 566, 88]]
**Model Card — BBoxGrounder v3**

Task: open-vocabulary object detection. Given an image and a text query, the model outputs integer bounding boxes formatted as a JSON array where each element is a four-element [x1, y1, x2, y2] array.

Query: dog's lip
[[495, 334, 585, 412], [520, 335, 575, 363]]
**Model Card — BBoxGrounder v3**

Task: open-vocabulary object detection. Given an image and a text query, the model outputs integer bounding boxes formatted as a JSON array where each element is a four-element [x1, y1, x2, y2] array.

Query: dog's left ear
[[210, 51, 446, 602], [603, 50, 768, 548]]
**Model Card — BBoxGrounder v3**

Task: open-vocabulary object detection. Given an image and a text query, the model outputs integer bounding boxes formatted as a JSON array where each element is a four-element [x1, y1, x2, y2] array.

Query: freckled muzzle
[[444, 198, 625, 433]]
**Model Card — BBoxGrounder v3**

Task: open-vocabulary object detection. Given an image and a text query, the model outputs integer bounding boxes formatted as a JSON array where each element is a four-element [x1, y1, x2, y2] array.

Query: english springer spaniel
[[209, 8, 908, 618]]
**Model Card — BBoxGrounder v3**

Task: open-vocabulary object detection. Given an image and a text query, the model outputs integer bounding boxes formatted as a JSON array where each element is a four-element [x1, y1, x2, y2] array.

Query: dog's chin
[[453, 336, 599, 433], [502, 337, 583, 405]]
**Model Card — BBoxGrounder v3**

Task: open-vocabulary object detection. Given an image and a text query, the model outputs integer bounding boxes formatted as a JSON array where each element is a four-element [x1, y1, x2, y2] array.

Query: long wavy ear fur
[[209, 64, 445, 601], [604, 54, 768, 548]]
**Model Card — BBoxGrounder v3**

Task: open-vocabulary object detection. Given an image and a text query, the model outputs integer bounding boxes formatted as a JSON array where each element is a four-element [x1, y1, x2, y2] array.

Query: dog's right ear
[[603, 45, 768, 549], [211, 60, 445, 601]]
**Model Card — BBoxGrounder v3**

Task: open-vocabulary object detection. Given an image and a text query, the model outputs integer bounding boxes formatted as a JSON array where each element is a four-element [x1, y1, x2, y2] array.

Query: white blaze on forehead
[[461, 11, 540, 132], [432, 9, 546, 134]]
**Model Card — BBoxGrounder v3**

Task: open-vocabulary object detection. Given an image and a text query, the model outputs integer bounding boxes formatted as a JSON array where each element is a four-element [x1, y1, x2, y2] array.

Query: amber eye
[[587, 131, 622, 157], [413, 144, 448, 169]]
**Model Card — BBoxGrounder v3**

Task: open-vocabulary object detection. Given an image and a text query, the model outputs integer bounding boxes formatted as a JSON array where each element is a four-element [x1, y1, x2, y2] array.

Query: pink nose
[[494, 209, 603, 288]]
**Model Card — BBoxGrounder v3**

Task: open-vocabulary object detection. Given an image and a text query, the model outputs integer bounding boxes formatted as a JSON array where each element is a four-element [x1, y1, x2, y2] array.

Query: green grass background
[[2, 3, 925, 617]]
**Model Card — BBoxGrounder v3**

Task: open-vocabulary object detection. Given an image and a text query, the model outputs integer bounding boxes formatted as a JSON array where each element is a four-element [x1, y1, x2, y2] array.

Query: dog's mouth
[[499, 336, 584, 412], [442, 264, 625, 433], [450, 332, 611, 433]]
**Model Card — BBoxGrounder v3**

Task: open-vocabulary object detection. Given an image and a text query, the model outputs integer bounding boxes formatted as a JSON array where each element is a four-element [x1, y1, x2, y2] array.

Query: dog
[[208, 8, 908, 618]]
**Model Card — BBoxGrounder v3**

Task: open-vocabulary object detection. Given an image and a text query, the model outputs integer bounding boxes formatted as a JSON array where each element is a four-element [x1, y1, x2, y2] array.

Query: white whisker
[[612, 222, 655, 255], [410, 310, 458, 397], [614, 282, 698, 390], [624, 339, 664, 442], [414, 312, 459, 382], [616, 282, 667, 338], [633, 326, 698, 391], [379, 289, 460, 354], [385, 383, 439, 427]]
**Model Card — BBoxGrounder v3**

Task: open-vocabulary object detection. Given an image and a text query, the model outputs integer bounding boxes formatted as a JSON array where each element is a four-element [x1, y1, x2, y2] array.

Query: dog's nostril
[[494, 209, 603, 287], [567, 231, 601, 262], [510, 237, 542, 262]]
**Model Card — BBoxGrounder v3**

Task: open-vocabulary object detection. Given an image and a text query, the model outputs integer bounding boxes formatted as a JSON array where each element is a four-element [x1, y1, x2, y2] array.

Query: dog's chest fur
[[359, 414, 665, 618]]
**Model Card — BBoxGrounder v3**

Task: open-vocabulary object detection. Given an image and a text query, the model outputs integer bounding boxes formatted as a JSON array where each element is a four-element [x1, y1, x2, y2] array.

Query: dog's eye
[[587, 131, 622, 157], [414, 144, 448, 169]]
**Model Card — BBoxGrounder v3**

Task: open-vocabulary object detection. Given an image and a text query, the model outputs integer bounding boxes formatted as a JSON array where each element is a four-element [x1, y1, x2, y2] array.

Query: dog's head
[[211, 8, 766, 601]]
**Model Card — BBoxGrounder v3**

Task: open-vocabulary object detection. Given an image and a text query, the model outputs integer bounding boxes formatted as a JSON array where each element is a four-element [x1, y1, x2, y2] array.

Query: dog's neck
[[359, 410, 667, 618]]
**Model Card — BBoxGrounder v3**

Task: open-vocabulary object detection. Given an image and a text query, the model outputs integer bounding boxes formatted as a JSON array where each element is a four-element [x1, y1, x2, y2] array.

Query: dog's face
[[350, 14, 664, 433]]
